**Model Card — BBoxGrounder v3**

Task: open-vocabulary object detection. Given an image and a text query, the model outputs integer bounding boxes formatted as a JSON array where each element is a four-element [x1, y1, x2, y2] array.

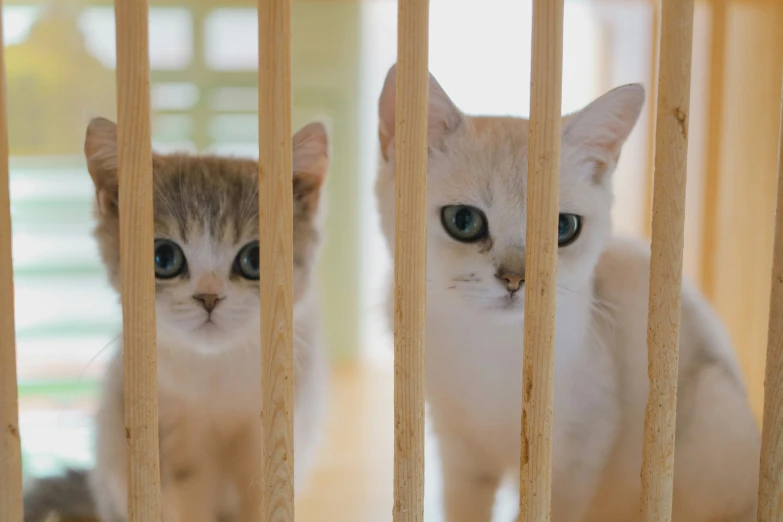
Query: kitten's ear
[[563, 84, 645, 178], [378, 63, 463, 162], [292, 121, 329, 216], [84, 117, 119, 217]]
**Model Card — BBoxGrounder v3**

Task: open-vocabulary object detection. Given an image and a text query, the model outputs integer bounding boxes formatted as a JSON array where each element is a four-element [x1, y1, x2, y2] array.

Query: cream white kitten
[[375, 64, 760, 522], [82, 119, 329, 522]]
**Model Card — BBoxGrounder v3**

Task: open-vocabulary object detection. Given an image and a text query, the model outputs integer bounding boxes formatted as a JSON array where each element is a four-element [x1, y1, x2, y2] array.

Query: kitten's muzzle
[[193, 293, 223, 313], [495, 269, 524, 294]]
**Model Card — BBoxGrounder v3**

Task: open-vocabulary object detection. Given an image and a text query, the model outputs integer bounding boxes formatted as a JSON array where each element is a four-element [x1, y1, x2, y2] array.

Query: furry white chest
[[424, 294, 596, 470], [157, 345, 262, 420]]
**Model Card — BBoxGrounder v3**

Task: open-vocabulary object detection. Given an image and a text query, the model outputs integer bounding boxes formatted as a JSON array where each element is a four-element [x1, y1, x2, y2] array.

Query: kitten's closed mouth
[[492, 294, 522, 312], [200, 317, 219, 329]]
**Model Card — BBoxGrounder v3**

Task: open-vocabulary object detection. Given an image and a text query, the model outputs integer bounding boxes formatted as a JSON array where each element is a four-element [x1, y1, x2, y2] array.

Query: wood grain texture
[[519, 0, 563, 520], [392, 0, 429, 520], [114, 1, 161, 520], [699, 0, 726, 301], [758, 75, 783, 522], [0, 0, 23, 520], [639, 0, 694, 519], [258, 0, 295, 520]]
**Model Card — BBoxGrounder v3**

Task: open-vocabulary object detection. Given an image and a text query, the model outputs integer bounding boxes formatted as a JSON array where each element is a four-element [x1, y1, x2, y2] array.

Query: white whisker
[[79, 334, 122, 381]]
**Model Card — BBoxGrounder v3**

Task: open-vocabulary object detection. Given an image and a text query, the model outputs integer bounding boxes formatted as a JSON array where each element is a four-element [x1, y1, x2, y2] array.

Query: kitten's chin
[[193, 320, 228, 340], [158, 319, 252, 355], [485, 296, 525, 318], [459, 294, 525, 322]]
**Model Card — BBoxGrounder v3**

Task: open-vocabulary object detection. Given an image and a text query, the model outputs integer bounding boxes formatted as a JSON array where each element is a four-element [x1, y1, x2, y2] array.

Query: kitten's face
[[148, 169, 265, 350], [85, 119, 328, 353], [424, 118, 614, 317], [378, 66, 644, 320]]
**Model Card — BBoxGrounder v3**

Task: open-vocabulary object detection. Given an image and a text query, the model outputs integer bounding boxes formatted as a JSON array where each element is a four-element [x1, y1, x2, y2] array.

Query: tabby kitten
[[375, 64, 760, 522], [24, 118, 331, 522]]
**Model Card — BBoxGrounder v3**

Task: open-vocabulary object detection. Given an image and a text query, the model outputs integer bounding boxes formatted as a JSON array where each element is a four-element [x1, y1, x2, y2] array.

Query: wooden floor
[[296, 362, 395, 521]]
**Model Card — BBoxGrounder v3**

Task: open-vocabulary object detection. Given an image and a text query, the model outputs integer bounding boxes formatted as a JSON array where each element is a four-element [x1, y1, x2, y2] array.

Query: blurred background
[[6, 0, 782, 520]]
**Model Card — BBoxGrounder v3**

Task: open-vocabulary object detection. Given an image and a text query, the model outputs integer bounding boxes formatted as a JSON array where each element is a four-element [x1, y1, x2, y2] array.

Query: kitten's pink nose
[[495, 270, 524, 294], [193, 293, 223, 313]]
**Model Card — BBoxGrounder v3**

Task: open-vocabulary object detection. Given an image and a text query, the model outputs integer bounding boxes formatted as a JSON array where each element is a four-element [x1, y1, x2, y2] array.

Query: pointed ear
[[84, 117, 119, 217], [292, 121, 329, 216], [378, 63, 464, 162], [563, 84, 645, 169]]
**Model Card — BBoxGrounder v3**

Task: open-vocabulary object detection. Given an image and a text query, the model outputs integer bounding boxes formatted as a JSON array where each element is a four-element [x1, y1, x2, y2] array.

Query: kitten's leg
[[92, 386, 221, 522], [158, 408, 222, 522], [226, 423, 264, 522], [438, 428, 503, 522], [550, 365, 620, 522], [552, 462, 603, 522], [89, 360, 131, 522], [670, 364, 759, 521], [89, 465, 127, 522], [91, 358, 181, 522], [161, 460, 222, 522]]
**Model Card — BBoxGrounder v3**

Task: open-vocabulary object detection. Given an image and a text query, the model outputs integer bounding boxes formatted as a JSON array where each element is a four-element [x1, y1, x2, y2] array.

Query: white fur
[[375, 67, 760, 522]]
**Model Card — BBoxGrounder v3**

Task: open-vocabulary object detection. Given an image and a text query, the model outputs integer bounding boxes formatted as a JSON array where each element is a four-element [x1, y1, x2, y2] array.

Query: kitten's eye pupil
[[248, 246, 259, 271], [156, 245, 174, 268], [454, 209, 474, 231], [558, 213, 582, 247], [441, 205, 488, 243], [154, 239, 186, 279], [235, 241, 260, 280]]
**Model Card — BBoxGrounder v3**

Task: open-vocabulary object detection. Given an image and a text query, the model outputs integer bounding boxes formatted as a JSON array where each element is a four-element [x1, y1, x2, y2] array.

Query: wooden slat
[[114, 0, 161, 520], [0, 0, 23, 519], [392, 0, 429, 520], [519, 0, 564, 520], [758, 74, 783, 522], [699, 0, 726, 300], [639, 0, 695, 518], [258, 0, 295, 520]]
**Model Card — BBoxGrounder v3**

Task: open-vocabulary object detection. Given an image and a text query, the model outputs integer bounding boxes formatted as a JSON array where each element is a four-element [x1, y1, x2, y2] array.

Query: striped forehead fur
[[151, 154, 259, 243], [84, 117, 329, 291]]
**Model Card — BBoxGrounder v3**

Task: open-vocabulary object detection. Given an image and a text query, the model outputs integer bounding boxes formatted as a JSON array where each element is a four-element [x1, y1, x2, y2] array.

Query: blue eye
[[235, 241, 260, 280], [441, 205, 488, 242], [558, 214, 582, 247], [154, 239, 186, 279]]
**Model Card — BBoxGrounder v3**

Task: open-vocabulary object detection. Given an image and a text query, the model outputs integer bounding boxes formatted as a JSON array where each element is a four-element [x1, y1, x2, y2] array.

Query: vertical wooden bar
[[699, 0, 726, 301], [520, 0, 564, 520], [0, 1, 23, 520], [639, 0, 694, 519], [393, 0, 429, 520], [258, 0, 295, 520], [643, 0, 660, 238], [114, 1, 160, 520], [758, 74, 783, 522]]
